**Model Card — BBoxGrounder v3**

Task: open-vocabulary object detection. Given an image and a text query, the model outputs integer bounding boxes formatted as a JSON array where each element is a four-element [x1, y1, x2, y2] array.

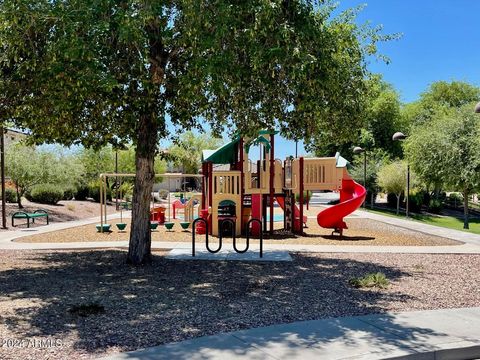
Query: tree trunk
[[396, 194, 400, 215], [463, 188, 469, 230], [16, 184, 23, 209], [127, 114, 158, 265]]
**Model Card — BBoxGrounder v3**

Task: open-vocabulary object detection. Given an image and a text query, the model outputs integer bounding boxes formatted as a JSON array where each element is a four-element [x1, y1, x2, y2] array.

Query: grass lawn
[[365, 207, 480, 235]]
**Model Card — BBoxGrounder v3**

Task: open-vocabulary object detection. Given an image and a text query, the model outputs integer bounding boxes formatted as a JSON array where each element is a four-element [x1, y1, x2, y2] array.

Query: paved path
[[2, 207, 480, 254], [101, 307, 480, 360], [355, 208, 480, 247]]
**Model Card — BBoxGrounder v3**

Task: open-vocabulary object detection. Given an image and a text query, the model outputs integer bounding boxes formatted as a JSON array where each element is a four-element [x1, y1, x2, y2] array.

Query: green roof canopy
[[335, 152, 351, 169], [244, 135, 271, 154], [202, 136, 240, 164]]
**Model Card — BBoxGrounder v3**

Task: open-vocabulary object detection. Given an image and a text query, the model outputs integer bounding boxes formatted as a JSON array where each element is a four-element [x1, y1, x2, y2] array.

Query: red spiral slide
[[317, 178, 366, 235]]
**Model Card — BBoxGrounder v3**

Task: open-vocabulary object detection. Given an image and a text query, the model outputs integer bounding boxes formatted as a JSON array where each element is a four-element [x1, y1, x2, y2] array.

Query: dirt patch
[[0, 249, 479, 359], [14, 217, 460, 246], [4, 199, 117, 230]]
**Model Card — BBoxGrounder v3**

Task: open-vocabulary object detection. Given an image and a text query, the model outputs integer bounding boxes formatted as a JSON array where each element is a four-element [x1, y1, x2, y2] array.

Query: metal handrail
[[246, 218, 263, 258], [192, 217, 209, 257]]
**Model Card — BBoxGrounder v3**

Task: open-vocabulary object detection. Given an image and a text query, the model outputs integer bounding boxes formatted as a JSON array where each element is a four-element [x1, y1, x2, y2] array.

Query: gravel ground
[[14, 217, 460, 246], [0, 249, 479, 359]]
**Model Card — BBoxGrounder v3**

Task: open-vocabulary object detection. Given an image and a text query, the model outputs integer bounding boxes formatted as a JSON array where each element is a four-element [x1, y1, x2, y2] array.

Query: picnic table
[[12, 209, 49, 228]]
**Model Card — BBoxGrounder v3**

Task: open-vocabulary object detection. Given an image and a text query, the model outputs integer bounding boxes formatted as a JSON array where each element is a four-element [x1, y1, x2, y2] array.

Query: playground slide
[[317, 179, 366, 235], [275, 196, 308, 229]]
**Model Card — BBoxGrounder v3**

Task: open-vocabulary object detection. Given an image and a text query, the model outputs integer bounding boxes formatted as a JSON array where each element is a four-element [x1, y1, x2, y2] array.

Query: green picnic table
[[12, 210, 49, 228]]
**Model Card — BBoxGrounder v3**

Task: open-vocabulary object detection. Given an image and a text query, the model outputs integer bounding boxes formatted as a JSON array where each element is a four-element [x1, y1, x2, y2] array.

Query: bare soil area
[[3, 199, 117, 230], [0, 249, 478, 359]]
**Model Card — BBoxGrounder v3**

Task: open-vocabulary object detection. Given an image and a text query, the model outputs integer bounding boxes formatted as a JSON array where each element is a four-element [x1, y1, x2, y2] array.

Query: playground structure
[[98, 130, 366, 237], [200, 130, 366, 237]]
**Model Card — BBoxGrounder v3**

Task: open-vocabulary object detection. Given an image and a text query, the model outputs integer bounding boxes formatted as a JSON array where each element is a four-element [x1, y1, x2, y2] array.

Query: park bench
[[12, 209, 49, 228]]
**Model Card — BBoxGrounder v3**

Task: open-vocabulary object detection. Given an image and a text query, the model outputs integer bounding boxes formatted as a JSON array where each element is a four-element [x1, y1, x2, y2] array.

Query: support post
[[115, 150, 119, 210], [406, 163, 410, 218], [269, 133, 274, 234], [0, 126, 6, 229], [363, 150, 367, 208], [201, 162, 207, 210], [99, 175, 103, 232], [104, 175, 108, 226], [239, 137, 244, 234], [298, 157, 304, 234]]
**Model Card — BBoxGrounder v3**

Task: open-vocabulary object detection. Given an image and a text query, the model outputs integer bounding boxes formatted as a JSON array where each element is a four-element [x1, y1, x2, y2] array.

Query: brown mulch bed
[[14, 217, 460, 246], [0, 249, 479, 359], [4, 200, 117, 230]]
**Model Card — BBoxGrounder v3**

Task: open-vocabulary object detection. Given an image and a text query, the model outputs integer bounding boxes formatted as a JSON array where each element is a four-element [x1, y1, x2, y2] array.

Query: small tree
[[5, 144, 43, 208], [406, 103, 480, 229], [377, 160, 408, 215], [5, 144, 83, 207], [168, 132, 223, 174]]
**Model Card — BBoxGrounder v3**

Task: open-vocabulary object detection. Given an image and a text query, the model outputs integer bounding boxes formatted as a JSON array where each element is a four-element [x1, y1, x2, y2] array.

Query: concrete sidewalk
[[101, 307, 480, 360]]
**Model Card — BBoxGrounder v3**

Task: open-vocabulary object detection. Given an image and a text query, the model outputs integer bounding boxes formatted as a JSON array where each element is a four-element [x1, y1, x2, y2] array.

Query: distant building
[[4, 128, 27, 147], [153, 163, 197, 192]]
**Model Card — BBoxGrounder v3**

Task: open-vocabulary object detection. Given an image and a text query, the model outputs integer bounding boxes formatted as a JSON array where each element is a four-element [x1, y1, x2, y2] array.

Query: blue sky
[[274, 0, 480, 160]]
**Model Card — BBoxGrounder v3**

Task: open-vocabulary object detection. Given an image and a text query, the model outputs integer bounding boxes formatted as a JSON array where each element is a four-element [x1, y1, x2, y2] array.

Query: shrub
[[365, 190, 377, 206], [74, 185, 89, 201], [295, 190, 312, 203], [447, 192, 463, 207], [88, 181, 112, 202], [62, 186, 77, 200], [387, 193, 404, 208], [28, 184, 64, 205], [118, 182, 134, 199], [349, 272, 389, 289], [428, 199, 443, 214], [1, 188, 18, 203], [408, 189, 429, 213]]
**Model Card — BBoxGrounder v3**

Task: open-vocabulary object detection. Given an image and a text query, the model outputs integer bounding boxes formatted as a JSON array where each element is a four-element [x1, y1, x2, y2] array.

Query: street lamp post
[[392, 131, 410, 218], [475, 102, 480, 114], [353, 146, 366, 208]]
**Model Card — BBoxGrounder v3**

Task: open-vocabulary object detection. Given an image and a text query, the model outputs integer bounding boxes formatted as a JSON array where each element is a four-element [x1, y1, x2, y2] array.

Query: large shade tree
[[402, 81, 480, 127], [311, 75, 403, 158], [1, 0, 387, 264]]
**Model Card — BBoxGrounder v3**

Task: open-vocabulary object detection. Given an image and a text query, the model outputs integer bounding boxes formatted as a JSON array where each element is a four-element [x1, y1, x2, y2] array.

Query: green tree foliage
[[77, 145, 166, 183], [312, 76, 403, 158], [350, 148, 390, 205], [1, 0, 390, 264], [5, 144, 83, 207], [377, 160, 408, 215], [168, 132, 222, 174], [405, 104, 480, 229], [363, 76, 404, 157], [402, 81, 480, 127]]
